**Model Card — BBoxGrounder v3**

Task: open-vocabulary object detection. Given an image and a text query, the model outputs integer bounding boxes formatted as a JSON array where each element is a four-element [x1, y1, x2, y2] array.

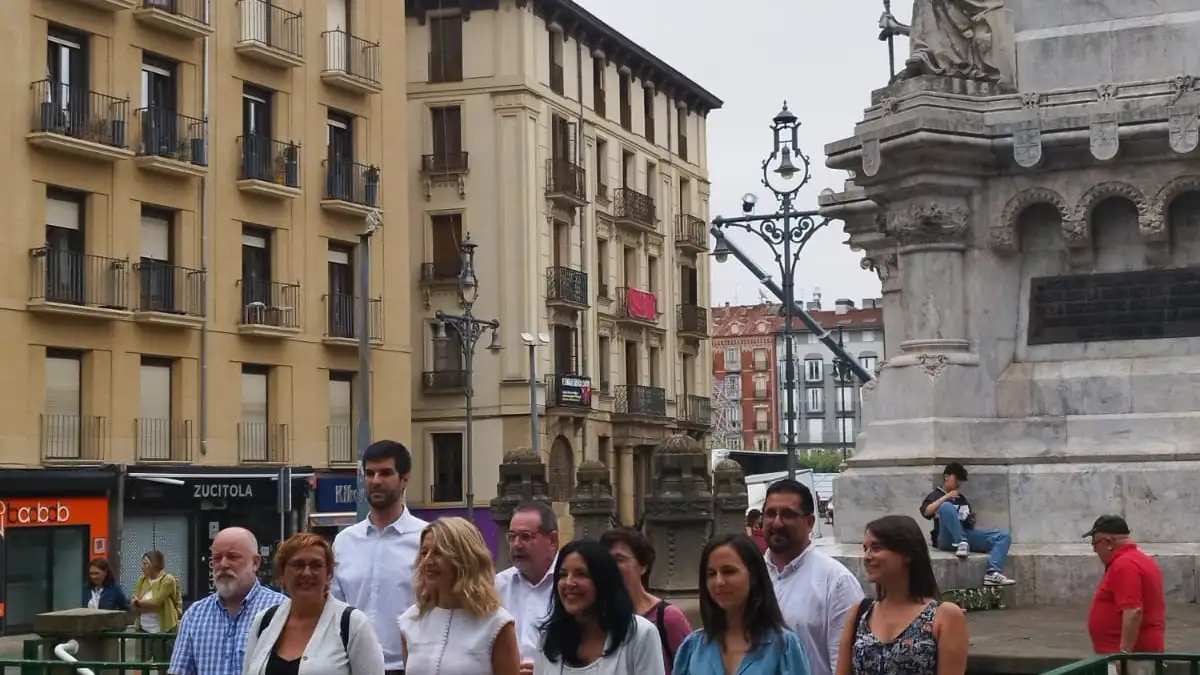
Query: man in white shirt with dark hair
[[495, 501, 559, 675], [764, 479, 864, 675]]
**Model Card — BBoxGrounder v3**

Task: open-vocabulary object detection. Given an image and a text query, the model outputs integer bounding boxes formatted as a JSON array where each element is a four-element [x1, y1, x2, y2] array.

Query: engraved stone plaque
[[1028, 268, 1200, 345], [1169, 105, 1200, 154], [1090, 117, 1119, 161], [1013, 122, 1042, 168]]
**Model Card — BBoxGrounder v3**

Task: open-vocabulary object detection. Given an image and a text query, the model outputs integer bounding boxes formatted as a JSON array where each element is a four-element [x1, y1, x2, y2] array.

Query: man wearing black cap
[[1084, 515, 1165, 659]]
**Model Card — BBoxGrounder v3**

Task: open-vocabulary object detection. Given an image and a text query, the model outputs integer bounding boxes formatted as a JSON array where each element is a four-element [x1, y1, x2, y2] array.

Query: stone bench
[[830, 543, 1200, 608]]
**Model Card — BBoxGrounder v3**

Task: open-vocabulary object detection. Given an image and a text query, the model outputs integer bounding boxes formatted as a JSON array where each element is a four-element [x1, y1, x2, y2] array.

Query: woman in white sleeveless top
[[399, 517, 521, 675]]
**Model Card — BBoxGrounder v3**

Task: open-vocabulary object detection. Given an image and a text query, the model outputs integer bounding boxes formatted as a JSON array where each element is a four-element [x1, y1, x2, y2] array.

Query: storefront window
[[5, 526, 86, 631]]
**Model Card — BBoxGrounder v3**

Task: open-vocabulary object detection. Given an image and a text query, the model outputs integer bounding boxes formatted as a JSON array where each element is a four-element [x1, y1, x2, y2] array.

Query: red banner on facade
[[626, 288, 657, 321]]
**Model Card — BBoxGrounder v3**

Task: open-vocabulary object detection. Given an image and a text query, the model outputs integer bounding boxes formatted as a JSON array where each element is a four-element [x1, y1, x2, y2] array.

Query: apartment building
[[407, 0, 721, 528], [0, 0, 409, 609], [711, 303, 781, 452]]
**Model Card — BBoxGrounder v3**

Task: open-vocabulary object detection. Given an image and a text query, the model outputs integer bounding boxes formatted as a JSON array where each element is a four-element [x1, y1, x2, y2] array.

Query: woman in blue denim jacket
[[83, 557, 130, 612], [672, 534, 810, 675]]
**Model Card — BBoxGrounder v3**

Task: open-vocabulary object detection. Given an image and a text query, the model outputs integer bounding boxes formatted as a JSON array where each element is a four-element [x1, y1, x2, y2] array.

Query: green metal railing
[[1042, 654, 1200, 675], [0, 658, 170, 674], [14, 631, 176, 673]]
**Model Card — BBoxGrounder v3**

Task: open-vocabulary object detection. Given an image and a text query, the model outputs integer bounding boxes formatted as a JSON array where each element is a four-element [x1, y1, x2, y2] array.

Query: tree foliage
[[796, 449, 847, 473]]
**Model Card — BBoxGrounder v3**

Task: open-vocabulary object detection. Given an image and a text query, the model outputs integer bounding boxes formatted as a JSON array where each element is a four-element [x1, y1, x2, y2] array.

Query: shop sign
[[0, 497, 108, 546], [192, 482, 256, 499], [316, 476, 359, 512]]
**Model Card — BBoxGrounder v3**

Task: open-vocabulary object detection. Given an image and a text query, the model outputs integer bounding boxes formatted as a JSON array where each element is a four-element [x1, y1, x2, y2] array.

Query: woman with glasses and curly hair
[[400, 517, 521, 675]]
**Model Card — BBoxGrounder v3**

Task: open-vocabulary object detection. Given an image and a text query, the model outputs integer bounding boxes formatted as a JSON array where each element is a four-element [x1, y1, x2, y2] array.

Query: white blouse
[[243, 597, 385, 675], [399, 605, 514, 675], [532, 615, 666, 675]]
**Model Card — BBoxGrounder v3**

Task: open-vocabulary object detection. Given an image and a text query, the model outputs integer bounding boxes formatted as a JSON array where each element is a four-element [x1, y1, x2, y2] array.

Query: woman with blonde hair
[[400, 517, 520, 675]]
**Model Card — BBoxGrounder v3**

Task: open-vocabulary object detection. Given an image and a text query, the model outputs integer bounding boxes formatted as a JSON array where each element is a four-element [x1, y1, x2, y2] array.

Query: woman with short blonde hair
[[400, 517, 520, 675]]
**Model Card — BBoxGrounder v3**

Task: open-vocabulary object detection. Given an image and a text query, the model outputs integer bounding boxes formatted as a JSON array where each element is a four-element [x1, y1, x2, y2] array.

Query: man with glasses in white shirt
[[495, 501, 559, 675]]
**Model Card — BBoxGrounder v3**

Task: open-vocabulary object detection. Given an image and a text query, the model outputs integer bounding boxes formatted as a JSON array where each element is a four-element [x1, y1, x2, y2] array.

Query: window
[[592, 57, 606, 117], [726, 405, 742, 427], [724, 348, 740, 371], [46, 26, 88, 126], [548, 28, 564, 94], [755, 437, 770, 452], [646, 161, 658, 206], [838, 417, 856, 445], [430, 105, 463, 172], [753, 348, 768, 369], [598, 336, 611, 391], [727, 435, 744, 451], [806, 387, 824, 413], [755, 407, 768, 431], [326, 109, 355, 198], [240, 364, 270, 461], [648, 347, 660, 387], [723, 373, 741, 398], [595, 138, 609, 199], [43, 350, 82, 460], [619, 71, 631, 130], [804, 358, 823, 383], [596, 238, 609, 295], [808, 418, 824, 443], [837, 386, 855, 414], [677, 107, 688, 161], [140, 55, 177, 157], [860, 355, 878, 375], [138, 206, 174, 312], [808, 333, 818, 344], [753, 374, 768, 399], [647, 256, 659, 294], [860, 330, 876, 343], [138, 357, 173, 461], [327, 243, 354, 338], [551, 115, 574, 163], [680, 265, 698, 307], [643, 88, 655, 143], [621, 150, 634, 189], [553, 325, 576, 374], [428, 15, 463, 83], [328, 372, 353, 464], [431, 322, 464, 372], [44, 191, 85, 305], [241, 84, 274, 180], [679, 177, 691, 215], [241, 226, 272, 306], [429, 213, 462, 280], [431, 432, 464, 502]]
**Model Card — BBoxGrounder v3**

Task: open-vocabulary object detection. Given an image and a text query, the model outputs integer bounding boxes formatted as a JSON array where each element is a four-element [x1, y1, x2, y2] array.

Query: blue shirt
[[672, 628, 811, 675], [167, 583, 286, 675]]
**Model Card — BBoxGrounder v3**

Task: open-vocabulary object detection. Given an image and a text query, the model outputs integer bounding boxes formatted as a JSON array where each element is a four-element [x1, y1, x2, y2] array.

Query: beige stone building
[[406, 0, 721, 527], [1, 1, 411, 479]]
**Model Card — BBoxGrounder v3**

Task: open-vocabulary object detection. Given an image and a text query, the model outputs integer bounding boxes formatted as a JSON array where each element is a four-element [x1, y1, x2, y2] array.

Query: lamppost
[[521, 332, 551, 460], [711, 103, 873, 481], [355, 210, 381, 523], [434, 234, 502, 522], [830, 326, 856, 462]]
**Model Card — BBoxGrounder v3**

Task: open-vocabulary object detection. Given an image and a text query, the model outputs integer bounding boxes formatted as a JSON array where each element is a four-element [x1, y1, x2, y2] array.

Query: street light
[[355, 209, 381, 523], [521, 332, 551, 460], [830, 326, 856, 462], [434, 233, 501, 522], [710, 102, 873, 481]]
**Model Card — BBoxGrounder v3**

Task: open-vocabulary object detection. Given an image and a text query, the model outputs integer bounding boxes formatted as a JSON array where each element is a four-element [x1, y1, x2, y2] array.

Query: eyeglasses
[[762, 508, 808, 521], [286, 560, 327, 573], [506, 531, 539, 544]]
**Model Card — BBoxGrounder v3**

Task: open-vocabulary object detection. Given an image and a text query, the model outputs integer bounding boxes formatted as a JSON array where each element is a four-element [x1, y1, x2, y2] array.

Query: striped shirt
[[167, 582, 286, 675]]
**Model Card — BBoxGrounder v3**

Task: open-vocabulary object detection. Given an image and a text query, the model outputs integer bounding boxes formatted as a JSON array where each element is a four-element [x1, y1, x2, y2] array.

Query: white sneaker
[[984, 571, 1016, 586], [955, 541, 970, 558]]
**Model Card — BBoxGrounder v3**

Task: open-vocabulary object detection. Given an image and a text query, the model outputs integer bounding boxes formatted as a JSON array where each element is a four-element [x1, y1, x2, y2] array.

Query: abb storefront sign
[[0, 498, 108, 544]]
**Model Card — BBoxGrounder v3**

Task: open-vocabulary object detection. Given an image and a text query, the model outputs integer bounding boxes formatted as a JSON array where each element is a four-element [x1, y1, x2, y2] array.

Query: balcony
[[420, 260, 461, 285], [236, 0, 304, 68], [546, 159, 587, 208], [133, 262, 206, 327], [28, 249, 131, 319], [428, 53, 462, 84], [321, 160, 381, 217], [675, 214, 707, 252], [546, 267, 588, 310], [70, 0, 136, 10], [133, 0, 213, 39], [613, 187, 655, 231], [328, 425, 354, 465], [421, 151, 469, 176], [237, 135, 301, 199], [28, 81, 134, 162], [423, 370, 467, 394], [40, 414, 107, 463], [756, 420, 770, 432], [135, 418, 194, 462], [613, 384, 667, 418], [322, 293, 383, 347], [546, 374, 592, 414], [321, 30, 382, 95], [237, 279, 301, 337], [679, 395, 712, 428], [237, 422, 290, 464], [677, 304, 709, 339], [133, 108, 207, 178], [616, 287, 658, 327]]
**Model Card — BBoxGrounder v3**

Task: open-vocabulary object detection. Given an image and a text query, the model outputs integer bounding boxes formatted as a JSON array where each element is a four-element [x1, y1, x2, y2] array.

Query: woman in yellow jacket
[[132, 550, 181, 662]]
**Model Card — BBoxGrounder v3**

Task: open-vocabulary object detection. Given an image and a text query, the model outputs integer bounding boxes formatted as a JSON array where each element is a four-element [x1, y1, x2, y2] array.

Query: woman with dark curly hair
[[534, 538, 665, 675]]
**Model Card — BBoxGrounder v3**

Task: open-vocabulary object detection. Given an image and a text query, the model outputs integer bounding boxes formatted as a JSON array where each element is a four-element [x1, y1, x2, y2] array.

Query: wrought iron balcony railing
[[135, 418, 194, 462], [239, 279, 300, 328], [238, 0, 303, 57], [546, 267, 588, 307], [134, 261, 206, 317], [238, 135, 300, 187], [613, 187, 655, 229], [31, 80, 131, 149], [30, 248, 130, 310], [237, 422, 290, 463], [423, 370, 467, 393], [546, 159, 586, 203], [616, 286, 658, 324], [546, 374, 593, 409], [613, 384, 666, 417], [322, 29, 381, 85], [675, 213, 706, 251], [40, 414, 107, 461], [677, 304, 709, 336], [421, 151, 469, 174], [420, 260, 461, 283], [323, 159, 380, 206], [327, 424, 354, 464], [135, 108, 207, 165], [680, 395, 712, 426], [324, 293, 382, 341], [140, 0, 207, 24]]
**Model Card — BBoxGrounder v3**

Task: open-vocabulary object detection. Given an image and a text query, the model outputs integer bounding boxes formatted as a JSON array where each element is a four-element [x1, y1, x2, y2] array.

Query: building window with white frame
[[860, 354, 878, 375], [724, 373, 741, 399], [724, 347, 740, 371], [806, 387, 824, 413], [836, 386, 856, 414], [804, 358, 823, 383], [807, 417, 824, 444], [43, 350, 83, 461], [753, 374, 768, 399], [328, 372, 354, 465], [860, 329, 876, 342], [838, 417, 856, 445], [431, 432, 464, 502]]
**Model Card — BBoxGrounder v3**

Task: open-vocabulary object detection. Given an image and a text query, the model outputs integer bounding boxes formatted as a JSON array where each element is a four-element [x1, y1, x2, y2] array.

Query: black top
[[265, 651, 301, 675], [919, 487, 975, 544]]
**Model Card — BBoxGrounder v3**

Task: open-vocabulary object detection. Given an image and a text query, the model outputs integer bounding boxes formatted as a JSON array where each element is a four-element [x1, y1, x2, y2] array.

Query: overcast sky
[[577, 0, 906, 308]]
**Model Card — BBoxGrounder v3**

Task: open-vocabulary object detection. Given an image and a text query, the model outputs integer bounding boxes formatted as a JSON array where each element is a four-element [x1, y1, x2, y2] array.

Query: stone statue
[[879, 0, 1009, 83]]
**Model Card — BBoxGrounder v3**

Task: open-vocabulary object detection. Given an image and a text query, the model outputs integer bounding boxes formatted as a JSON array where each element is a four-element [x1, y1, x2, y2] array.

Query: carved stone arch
[[991, 187, 1070, 254], [1150, 175, 1200, 242], [1067, 181, 1149, 248], [548, 435, 575, 502]]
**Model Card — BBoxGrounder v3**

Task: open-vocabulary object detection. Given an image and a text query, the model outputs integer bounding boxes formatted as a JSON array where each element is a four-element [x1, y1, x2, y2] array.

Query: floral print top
[[850, 601, 939, 675]]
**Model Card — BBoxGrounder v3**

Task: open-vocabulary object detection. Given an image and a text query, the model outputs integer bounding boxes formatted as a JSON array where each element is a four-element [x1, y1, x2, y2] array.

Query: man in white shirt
[[495, 501, 559, 675], [764, 479, 864, 675], [331, 440, 428, 675]]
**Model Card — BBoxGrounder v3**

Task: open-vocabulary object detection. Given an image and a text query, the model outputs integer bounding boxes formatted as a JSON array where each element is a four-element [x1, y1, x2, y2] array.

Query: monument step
[[829, 543, 1200, 608]]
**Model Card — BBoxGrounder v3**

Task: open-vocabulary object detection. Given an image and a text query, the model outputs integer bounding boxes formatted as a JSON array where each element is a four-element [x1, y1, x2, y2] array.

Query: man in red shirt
[[1085, 515, 1165, 657]]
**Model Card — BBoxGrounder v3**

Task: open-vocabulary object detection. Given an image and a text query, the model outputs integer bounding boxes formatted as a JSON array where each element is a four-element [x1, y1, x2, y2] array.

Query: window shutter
[[242, 371, 268, 424], [327, 248, 349, 265], [47, 197, 81, 230], [139, 363, 171, 421], [141, 213, 171, 261], [45, 355, 81, 457], [329, 377, 351, 428]]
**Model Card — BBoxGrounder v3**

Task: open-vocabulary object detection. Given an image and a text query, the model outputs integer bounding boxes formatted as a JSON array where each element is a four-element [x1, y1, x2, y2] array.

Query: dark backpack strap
[[654, 601, 672, 662], [852, 598, 874, 632], [340, 606, 353, 651], [257, 604, 281, 638]]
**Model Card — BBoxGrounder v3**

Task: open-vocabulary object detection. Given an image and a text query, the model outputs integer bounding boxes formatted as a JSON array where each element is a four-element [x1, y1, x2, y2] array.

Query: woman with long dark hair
[[83, 557, 129, 611], [837, 515, 968, 675], [534, 538, 665, 675], [673, 533, 809, 675]]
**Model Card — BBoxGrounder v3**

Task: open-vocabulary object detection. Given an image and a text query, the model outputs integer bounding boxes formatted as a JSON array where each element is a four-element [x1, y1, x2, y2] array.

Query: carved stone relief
[[862, 136, 881, 178], [1013, 92, 1042, 169], [1067, 181, 1149, 269], [990, 187, 1070, 255], [886, 202, 971, 247]]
